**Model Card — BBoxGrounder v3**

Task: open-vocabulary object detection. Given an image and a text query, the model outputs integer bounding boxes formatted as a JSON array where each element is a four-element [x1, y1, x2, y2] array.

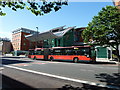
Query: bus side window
[[67, 50, 73, 55], [73, 50, 78, 55], [41, 51, 44, 55], [76, 50, 81, 55], [50, 50, 53, 55], [37, 51, 41, 55]]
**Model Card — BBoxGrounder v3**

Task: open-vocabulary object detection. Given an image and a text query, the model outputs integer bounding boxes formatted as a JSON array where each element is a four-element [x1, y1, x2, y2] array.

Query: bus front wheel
[[73, 58, 79, 63]]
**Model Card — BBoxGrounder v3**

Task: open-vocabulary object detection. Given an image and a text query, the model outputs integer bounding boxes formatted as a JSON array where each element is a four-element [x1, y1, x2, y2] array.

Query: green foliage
[[82, 6, 120, 47], [0, 0, 68, 16]]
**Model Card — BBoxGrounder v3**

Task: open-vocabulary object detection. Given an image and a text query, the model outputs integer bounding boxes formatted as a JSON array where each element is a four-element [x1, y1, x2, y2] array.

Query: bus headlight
[[86, 55, 89, 58]]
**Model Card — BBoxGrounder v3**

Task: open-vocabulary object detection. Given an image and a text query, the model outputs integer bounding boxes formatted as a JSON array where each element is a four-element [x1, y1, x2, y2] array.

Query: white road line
[[4, 65, 120, 89], [0, 67, 4, 70]]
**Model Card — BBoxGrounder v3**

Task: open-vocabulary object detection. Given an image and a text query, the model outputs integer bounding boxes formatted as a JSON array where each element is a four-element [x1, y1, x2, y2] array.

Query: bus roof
[[35, 48, 44, 50], [51, 46, 91, 49], [29, 46, 91, 50], [29, 49, 35, 51]]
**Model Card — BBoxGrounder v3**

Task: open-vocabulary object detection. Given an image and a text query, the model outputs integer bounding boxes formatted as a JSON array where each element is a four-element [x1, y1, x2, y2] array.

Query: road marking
[[48, 62, 61, 64], [13, 62, 46, 66], [13, 64, 29, 66], [30, 62, 46, 64], [0, 67, 4, 70], [4, 65, 120, 90]]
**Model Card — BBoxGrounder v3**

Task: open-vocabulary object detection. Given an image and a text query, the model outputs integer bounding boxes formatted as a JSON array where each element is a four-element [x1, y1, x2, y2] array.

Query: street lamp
[[36, 27, 39, 48]]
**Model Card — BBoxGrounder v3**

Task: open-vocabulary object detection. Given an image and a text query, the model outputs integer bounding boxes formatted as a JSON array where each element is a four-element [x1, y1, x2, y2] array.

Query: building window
[[58, 39, 60, 46]]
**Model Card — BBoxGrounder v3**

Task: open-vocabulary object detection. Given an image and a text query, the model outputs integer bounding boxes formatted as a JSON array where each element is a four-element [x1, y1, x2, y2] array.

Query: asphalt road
[[1, 56, 120, 89]]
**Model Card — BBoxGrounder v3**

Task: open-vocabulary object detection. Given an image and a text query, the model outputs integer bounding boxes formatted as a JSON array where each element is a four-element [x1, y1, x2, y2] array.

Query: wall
[[12, 32, 21, 51], [2, 41, 12, 54], [21, 32, 30, 51]]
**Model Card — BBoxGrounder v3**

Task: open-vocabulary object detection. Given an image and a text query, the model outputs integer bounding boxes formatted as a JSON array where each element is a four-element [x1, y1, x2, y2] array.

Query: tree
[[0, 0, 68, 16], [82, 6, 120, 64]]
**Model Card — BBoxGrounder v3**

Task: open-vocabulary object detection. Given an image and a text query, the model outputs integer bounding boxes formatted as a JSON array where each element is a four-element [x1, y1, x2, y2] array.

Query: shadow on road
[[59, 84, 114, 90], [95, 73, 120, 88], [2, 59, 32, 65], [1, 73, 119, 90], [2, 74, 37, 90], [1, 56, 26, 59], [2, 73, 115, 90]]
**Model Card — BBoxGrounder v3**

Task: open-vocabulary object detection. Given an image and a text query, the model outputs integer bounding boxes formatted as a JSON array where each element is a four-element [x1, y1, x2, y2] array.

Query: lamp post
[[36, 27, 38, 48]]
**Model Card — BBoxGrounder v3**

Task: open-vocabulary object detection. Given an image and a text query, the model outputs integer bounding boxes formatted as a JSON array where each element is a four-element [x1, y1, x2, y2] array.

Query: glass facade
[[43, 29, 74, 48]]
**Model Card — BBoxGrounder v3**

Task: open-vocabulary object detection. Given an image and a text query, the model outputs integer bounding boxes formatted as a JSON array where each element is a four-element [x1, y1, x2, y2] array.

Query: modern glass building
[[26, 26, 85, 48]]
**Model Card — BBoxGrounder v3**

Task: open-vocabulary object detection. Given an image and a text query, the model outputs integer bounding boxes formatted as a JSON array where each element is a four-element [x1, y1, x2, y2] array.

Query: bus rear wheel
[[73, 58, 79, 63], [50, 57, 54, 61]]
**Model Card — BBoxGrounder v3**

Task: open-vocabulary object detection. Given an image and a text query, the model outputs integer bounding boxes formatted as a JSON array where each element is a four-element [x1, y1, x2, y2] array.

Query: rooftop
[[26, 26, 75, 42], [12, 27, 38, 34]]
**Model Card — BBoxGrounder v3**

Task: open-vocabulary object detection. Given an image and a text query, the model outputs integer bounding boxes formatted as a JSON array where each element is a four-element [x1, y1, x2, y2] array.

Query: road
[[1, 56, 120, 89]]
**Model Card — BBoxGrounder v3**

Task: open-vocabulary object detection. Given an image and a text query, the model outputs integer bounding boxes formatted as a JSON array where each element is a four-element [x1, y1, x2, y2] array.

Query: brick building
[[0, 38, 13, 54], [12, 28, 38, 51], [113, 0, 120, 9]]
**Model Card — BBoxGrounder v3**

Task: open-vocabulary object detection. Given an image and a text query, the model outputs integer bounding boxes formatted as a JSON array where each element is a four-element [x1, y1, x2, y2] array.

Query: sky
[[0, 1, 114, 40]]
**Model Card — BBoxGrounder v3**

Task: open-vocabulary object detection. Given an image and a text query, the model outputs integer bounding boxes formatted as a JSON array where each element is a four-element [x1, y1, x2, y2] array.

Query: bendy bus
[[28, 46, 97, 63]]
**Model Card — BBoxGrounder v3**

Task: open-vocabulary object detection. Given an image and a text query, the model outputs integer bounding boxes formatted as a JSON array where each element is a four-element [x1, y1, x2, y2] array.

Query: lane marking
[[13, 64, 29, 66], [4, 65, 120, 89], [13, 62, 46, 66], [30, 62, 46, 64], [0, 67, 4, 70]]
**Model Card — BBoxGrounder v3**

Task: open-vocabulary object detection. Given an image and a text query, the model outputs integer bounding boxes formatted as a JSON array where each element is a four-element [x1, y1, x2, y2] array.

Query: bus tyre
[[73, 58, 79, 63], [50, 57, 53, 61], [33, 56, 36, 60]]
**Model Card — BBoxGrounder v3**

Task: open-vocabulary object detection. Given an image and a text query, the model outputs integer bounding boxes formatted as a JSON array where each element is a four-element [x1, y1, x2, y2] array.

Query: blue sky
[[0, 2, 114, 40]]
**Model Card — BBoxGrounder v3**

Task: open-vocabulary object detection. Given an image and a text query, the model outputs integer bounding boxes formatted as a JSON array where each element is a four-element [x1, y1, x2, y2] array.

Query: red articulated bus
[[28, 46, 96, 63]]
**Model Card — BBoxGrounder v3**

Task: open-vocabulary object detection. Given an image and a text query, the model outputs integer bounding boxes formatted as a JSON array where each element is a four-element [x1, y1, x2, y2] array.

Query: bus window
[[81, 48, 90, 55], [29, 50, 35, 55], [65, 49, 73, 55], [36, 50, 44, 55], [50, 49, 53, 55], [73, 48, 90, 56], [53, 49, 62, 55]]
